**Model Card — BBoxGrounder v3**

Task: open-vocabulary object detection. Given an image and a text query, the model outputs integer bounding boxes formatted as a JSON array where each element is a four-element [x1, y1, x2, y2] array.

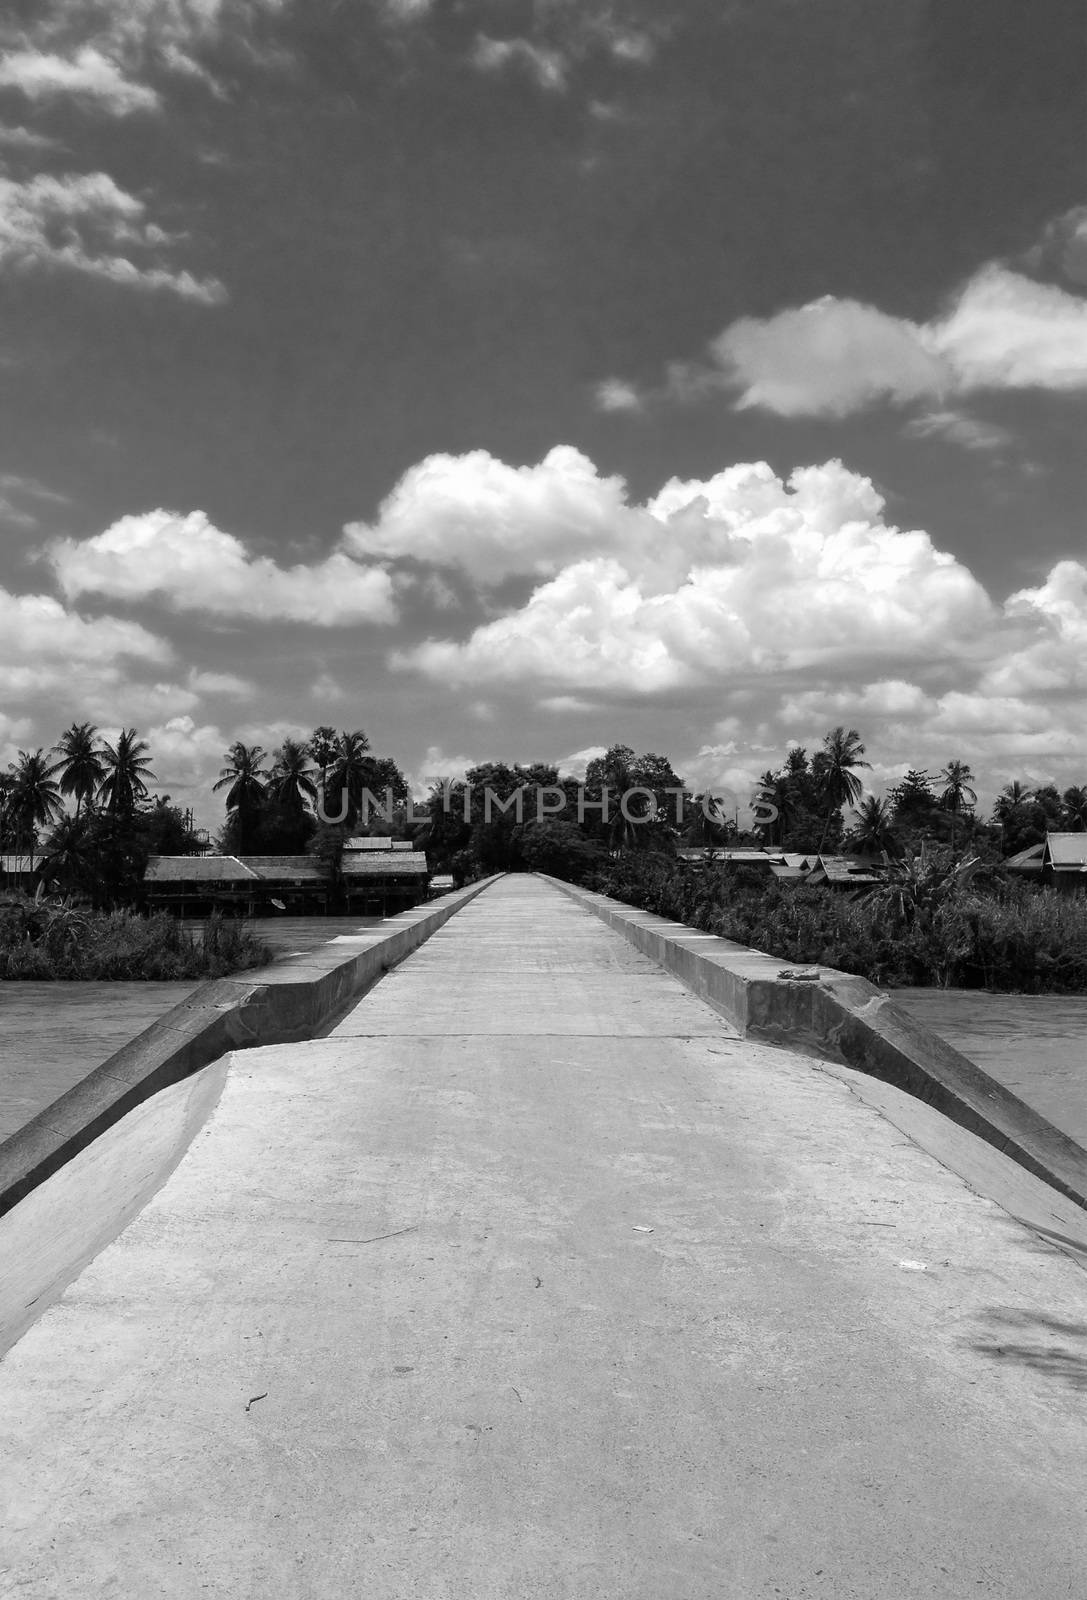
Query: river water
[[2, 930, 1085, 1156], [0, 917, 380, 1143]]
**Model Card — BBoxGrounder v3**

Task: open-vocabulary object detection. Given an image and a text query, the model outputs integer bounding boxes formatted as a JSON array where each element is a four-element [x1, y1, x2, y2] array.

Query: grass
[[0, 895, 273, 980]]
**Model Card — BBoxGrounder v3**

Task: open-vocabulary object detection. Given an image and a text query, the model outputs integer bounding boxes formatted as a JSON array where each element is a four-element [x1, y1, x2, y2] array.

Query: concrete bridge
[[2, 875, 1087, 1596]]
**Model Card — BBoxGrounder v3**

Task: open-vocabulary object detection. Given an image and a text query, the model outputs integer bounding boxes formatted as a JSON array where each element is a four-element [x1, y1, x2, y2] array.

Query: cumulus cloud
[[633, 263, 1087, 420], [50, 507, 398, 625], [344, 446, 640, 583], [0, 47, 160, 114], [0, 170, 226, 302], [0, 583, 175, 723], [389, 457, 996, 692], [374, 445, 1087, 791], [1024, 204, 1087, 289]]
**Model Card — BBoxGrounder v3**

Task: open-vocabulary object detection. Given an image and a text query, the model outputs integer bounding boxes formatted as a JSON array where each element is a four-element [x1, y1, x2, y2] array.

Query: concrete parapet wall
[[0, 879, 498, 1219], [545, 875, 1087, 1211]]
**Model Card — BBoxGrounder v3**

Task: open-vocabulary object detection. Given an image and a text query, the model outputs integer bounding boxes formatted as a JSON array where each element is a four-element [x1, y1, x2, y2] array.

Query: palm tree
[[848, 794, 897, 858], [993, 780, 1031, 823], [52, 722, 106, 817], [938, 760, 977, 855], [7, 749, 64, 851], [97, 729, 156, 817], [329, 730, 372, 828], [270, 738, 317, 814], [818, 727, 870, 848], [213, 742, 269, 850], [1061, 785, 1087, 831]]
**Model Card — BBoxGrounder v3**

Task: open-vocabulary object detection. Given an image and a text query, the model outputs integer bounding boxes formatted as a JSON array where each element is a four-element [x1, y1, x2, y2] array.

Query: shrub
[[0, 894, 272, 980]]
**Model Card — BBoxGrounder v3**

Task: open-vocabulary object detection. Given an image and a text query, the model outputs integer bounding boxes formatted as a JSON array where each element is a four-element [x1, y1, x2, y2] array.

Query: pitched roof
[[236, 855, 327, 882], [341, 851, 428, 877], [344, 837, 393, 850], [145, 855, 261, 883], [1046, 832, 1087, 869], [1004, 842, 1046, 871], [811, 855, 885, 885]]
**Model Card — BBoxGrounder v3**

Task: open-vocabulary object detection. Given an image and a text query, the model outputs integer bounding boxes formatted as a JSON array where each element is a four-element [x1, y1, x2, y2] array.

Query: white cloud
[[0, 47, 160, 114], [1024, 204, 1087, 289], [903, 409, 1012, 453], [376, 445, 1087, 794], [472, 35, 567, 92], [391, 457, 996, 692], [639, 264, 1087, 419], [594, 377, 644, 413], [0, 170, 226, 302], [344, 445, 639, 583], [50, 508, 399, 625], [0, 122, 60, 149]]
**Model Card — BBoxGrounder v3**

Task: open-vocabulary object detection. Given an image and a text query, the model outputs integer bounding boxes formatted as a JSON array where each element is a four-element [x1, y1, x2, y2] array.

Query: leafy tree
[[327, 730, 373, 826], [52, 722, 106, 817], [519, 818, 607, 880], [307, 725, 340, 804], [98, 728, 155, 818]]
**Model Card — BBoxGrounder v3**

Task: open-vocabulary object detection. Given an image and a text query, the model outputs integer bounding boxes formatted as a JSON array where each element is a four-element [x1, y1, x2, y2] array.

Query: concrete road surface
[[3, 876, 1087, 1599]]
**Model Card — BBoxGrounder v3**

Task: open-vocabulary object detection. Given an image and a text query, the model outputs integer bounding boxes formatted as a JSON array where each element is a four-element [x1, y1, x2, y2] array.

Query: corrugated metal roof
[[675, 848, 773, 866], [1046, 832, 1087, 868], [145, 855, 262, 883], [1005, 842, 1046, 871], [0, 854, 43, 872], [237, 855, 327, 882], [345, 837, 393, 850], [341, 852, 428, 877], [812, 856, 884, 885]]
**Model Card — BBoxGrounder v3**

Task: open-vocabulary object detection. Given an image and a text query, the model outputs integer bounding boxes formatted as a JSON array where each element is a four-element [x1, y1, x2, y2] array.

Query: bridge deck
[[3, 876, 1087, 1597]]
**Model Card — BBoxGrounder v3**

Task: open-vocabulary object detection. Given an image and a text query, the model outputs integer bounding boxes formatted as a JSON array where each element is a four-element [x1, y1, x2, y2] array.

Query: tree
[[817, 727, 870, 848], [7, 749, 64, 849], [213, 741, 269, 852], [307, 725, 340, 804], [938, 760, 977, 855], [270, 738, 317, 815], [52, 722, 106, 817], [1062, 785, 1087, 831], [846, 795, 897, 857], [98, 728, 155, 817], [327, 730, 372, 827]]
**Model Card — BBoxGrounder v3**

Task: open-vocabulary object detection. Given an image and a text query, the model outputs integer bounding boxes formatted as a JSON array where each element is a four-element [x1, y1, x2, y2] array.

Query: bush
[[575, 855, 1087, 993], [0, 895, 272, 980]]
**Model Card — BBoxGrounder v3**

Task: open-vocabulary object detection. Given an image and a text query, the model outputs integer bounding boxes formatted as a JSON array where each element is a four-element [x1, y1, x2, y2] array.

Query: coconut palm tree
[[213, 742, 269, 850], [848, 794, 897, 858], [328, 730, 373, 828], [818, 727, 870, 848], [270, 738, 317, 814], [97, 729, 156, 817], [1061, 785, 1087, 831], [7, 749, 64, 850], [52, 722, 106, 817], [938, 759, 977, 855]]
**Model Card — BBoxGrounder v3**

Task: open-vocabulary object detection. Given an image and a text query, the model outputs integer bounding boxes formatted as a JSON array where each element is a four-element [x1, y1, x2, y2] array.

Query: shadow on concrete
[[969, 1306, 1087, 1392]]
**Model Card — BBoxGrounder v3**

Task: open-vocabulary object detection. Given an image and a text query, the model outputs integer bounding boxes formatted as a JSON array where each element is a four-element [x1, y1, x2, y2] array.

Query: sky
[[1, 0, 1085, 829]]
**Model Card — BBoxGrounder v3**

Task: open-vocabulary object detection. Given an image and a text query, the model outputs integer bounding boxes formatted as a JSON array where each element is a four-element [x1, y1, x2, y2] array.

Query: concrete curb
[[544, 875, 1087, 1211], [0, 878, 499, 1218]]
